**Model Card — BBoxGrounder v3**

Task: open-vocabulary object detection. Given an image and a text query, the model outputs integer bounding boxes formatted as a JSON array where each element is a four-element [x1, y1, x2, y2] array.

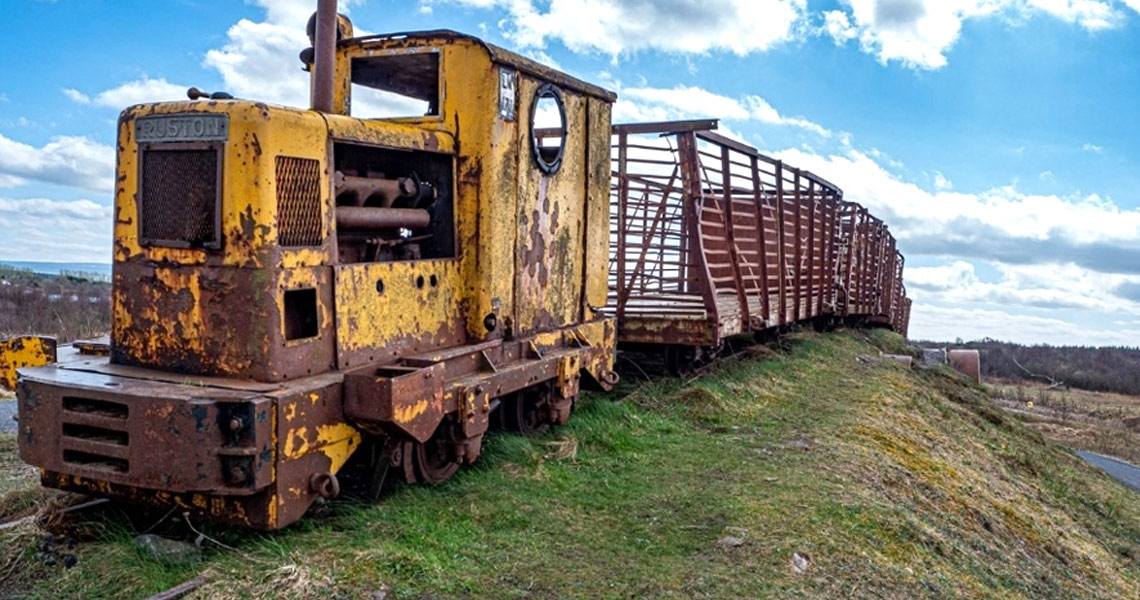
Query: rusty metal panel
[[513, 75, 588, 334], [112, 262, 336, 382], [344, 362, 446, 443], [18, 367, 272, 495], [584, 97, 613, 312], [333, 260, 466, 370], [24, 372, 361, 530], [115, 103, 333, 271]]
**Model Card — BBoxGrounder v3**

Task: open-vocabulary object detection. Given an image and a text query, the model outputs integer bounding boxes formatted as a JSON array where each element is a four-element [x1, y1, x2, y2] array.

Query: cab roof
[[342, 29, 618, 103]]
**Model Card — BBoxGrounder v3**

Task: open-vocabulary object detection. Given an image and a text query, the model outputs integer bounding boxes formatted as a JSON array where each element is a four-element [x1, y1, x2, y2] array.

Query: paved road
[[0, 401, 15, 434], [1076, 451, 1140, 493]]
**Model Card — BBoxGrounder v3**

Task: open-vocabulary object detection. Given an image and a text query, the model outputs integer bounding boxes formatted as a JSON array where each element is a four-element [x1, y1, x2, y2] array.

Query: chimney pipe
[[312, 0, 337, 113]]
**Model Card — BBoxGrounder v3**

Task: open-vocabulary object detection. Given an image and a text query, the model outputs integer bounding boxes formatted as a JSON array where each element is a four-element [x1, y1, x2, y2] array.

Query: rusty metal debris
[[949, 350, 982, 382]]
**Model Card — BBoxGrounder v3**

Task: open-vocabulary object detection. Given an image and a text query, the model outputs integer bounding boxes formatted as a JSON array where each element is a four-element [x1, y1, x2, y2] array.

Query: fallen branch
[[1011, 356, 1065, 389], [143, 575, 208, 600]]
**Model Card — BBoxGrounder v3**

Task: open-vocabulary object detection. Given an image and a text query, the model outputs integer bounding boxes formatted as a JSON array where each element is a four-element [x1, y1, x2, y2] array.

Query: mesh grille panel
[[140, 148, 219, 246], [276, 157, 323, 247]]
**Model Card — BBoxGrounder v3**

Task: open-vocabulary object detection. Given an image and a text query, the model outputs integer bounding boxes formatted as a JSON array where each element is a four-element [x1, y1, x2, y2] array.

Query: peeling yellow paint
[[0, 336, 56, 390], [283, 426, 310, 459], [281, 421, 361, 475], [394, 399, 430, 424], [314, 423, 363, 473], [114, 102, 332, 269], [334, 260, 464, 360]]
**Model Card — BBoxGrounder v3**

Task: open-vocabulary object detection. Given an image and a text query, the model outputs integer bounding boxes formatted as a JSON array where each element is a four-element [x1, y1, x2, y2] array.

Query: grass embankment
[[4, 330, 1140, 599]]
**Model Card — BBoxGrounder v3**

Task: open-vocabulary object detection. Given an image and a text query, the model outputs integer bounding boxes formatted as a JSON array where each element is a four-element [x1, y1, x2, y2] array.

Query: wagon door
[[512, 78, 589, 335]]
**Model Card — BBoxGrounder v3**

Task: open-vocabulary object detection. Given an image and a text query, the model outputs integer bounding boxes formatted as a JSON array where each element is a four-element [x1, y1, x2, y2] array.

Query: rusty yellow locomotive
[[3, 1, 912, 531], [9, 3, 617, 529]]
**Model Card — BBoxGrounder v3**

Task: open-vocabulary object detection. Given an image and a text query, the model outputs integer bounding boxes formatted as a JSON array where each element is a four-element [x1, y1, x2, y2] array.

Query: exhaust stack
[[312, 0, 337, 113]]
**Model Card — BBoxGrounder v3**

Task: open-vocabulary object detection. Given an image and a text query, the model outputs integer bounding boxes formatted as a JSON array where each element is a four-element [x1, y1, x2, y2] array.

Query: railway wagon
[[608, 120, 910, 364], [9, 7, 619, 530]]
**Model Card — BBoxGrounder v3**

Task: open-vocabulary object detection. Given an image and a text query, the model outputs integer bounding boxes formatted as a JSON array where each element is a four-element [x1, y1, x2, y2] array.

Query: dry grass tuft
[[542, 436, 579, 462], [191, 558, 338, 600]]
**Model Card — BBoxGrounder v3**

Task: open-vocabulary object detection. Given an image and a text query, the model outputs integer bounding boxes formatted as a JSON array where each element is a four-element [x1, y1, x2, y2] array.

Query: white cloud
[[1082, 143, 1104, 153], [250, 0, 367, 28], [65, 77, 190, 109], [745, 97, 831, 137], [0, 117, 33, 129], [910, 303, 1140, 345], [435, 0, 808, 56], [908, 260, 1140, 315], [198, 0, 370, 109], [907, 260, 978, 291], [614, 85, 830, 136], [774, 146, 1140, 264], [92, 78, 188, 108], [822, 0, 1123, 70], [63, 88, 90, 104], [933, 171, 953, 190], [0, 197, 111, 220], [823, 10, 859, 43], [1028, 0, 1120, 29], [0, 197, 112, 262], [203, 19, 311, 107], [0, 133, 115, 193]]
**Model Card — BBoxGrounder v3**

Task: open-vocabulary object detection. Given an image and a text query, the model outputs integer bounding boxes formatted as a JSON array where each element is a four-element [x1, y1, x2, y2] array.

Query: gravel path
[[1076, 450, 1140, 493], [0, 401, 15, 434]]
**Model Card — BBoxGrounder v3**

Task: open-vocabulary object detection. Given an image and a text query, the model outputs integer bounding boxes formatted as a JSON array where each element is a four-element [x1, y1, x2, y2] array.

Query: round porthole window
[[530, 83, 566, 174]]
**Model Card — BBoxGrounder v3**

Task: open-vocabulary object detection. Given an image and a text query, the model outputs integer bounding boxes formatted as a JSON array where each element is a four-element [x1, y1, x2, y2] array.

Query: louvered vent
[[139, 147, 220, 247], [276, 156, 323, 247]]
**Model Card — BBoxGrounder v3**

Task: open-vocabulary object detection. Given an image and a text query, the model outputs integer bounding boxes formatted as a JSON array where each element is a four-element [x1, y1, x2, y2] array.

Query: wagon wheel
[[665, 345, 725, 375], [399, 432, 460, 485], [664, 346, 696, 376], [498, 388, 550, 435]]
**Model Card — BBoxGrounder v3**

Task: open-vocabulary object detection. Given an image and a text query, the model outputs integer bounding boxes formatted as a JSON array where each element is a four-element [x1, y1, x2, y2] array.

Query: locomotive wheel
[[399, 435, 460, 485], [499, 388, 550, 435]]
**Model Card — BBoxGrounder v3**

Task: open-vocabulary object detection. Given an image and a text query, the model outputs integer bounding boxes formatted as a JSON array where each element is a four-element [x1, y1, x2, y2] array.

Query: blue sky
[[2, 0, 1139, 345]]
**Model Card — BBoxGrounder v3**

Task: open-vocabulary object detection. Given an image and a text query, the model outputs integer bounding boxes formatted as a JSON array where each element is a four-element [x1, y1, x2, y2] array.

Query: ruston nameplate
[[136, 114, 229, 143]]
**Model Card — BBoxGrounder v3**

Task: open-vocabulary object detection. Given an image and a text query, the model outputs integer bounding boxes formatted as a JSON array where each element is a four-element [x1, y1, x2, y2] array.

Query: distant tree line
[[0, 265, 110, 342], [918, 338, 1140, 397]]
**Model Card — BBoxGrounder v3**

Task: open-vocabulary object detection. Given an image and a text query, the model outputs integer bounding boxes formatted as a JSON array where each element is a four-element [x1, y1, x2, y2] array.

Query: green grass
[[6, 330, 1140, 599]]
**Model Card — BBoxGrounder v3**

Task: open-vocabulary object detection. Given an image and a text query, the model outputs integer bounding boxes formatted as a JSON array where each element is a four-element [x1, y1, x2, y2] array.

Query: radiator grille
[[276, 156, 323, 246], [140, 147, 219, 247]]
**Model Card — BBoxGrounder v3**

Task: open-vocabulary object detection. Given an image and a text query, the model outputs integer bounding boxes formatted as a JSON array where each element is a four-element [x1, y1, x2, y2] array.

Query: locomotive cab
[[13, 10, 617, 529]]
